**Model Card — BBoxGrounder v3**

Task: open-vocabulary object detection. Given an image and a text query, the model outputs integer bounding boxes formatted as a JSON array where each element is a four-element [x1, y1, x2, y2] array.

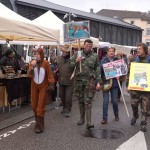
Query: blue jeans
[[102, 87, 119, 120]]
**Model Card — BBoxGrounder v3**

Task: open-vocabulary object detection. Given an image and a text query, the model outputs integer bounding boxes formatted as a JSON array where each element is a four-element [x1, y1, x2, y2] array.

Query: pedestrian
[[127, 43, 150, 132], [57, 44, 74, 117], [70, 39, 101, 129], [101, 47, 119, 124], [27, 48, 55, 133]]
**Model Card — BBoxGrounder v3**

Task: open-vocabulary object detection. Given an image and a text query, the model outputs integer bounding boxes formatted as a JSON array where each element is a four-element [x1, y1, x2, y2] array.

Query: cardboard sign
[[64, 21, 90, 39], [128, 63, 150, 91], [103, 59, 127, 79]]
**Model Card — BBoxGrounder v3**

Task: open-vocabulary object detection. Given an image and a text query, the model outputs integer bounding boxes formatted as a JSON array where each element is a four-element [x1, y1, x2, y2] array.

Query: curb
[[0, 103, 55, 131]]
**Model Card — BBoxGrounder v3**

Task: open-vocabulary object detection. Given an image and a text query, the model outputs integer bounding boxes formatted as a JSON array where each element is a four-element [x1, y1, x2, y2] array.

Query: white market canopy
[[32, 10, 64, 44], [0, 3, 60, 42]]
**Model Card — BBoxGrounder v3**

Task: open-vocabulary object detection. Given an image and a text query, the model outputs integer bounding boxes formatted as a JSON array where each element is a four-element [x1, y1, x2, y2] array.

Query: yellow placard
[[128, 63, 150, 91]]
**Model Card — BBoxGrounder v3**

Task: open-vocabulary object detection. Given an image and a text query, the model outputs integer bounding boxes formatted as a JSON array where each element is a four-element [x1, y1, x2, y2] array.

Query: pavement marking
[[0, 121, 35, 141], [116, 131, 147, 150]]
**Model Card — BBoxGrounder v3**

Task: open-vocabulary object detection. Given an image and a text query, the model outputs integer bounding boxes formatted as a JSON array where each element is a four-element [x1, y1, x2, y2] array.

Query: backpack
[[135, 55, 150, 63]]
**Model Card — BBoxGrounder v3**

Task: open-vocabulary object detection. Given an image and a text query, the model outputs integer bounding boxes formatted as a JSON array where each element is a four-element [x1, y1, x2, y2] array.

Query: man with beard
[[127, 43, 150, 132]]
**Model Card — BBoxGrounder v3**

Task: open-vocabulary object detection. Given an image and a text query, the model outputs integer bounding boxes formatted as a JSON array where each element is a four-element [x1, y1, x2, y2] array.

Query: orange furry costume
[[27, 48, 54, 133]]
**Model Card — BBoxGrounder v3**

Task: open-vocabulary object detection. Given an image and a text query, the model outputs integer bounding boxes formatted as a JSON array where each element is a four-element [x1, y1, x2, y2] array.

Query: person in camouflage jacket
[[127, 43, 150, 132], [70, 39, 101, 129]]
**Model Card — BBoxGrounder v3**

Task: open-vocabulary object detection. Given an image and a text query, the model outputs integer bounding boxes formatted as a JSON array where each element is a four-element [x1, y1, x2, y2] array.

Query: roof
[[0, 2, 60, 42], [97, 9, 142, 19], [141, 14, 150, 21], [15, 0, 142, 30], [97, 9, 150, 22]]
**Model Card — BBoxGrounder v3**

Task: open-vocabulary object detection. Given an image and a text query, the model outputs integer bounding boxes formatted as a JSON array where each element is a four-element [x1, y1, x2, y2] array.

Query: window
[[147, 21, 150, 24], [146, 41, 150, 46], [131, 21, 134, 25], [146, 28, 150, 35]]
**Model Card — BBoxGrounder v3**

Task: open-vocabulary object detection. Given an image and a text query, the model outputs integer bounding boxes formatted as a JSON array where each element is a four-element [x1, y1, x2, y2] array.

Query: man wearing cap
[[57, 45, 74, 117], [70, 39, 101, 129]]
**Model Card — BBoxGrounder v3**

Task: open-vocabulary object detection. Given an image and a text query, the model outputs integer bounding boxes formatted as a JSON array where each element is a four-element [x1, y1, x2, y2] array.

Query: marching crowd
[[27, 39, 150, 133]]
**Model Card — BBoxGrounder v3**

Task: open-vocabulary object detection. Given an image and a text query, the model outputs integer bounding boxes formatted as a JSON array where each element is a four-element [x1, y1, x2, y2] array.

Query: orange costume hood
[[36, 48, 44, 62]]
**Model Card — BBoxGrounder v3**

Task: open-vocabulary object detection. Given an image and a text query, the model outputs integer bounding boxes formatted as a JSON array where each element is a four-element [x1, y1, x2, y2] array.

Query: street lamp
[[63, 13, 77, 22]]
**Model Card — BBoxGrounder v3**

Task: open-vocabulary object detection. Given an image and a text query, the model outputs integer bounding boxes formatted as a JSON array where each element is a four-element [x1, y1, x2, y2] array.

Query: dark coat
[[57, 55, 74, 85], [101, 56, 119, 88]]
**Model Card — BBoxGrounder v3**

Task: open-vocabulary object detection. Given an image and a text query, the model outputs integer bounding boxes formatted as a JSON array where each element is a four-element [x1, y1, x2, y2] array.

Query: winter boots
[[85, 104, 94, 129], [77, 105, 85, 125], [34, 116, 44, 133], [77, 104, 94, 129]]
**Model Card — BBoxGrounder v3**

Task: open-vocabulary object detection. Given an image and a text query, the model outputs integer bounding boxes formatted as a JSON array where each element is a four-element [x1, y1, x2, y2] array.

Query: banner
[[64, 21, 90, 39], [103, 59, 127, 80], [128, 63, 150, 91]]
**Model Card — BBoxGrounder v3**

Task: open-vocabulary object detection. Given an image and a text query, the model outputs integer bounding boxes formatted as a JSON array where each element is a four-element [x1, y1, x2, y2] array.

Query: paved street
[[0, 89, 150, 150]]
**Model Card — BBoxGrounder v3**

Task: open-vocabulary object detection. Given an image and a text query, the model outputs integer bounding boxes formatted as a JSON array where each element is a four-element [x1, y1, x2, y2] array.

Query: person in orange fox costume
[[27, 48, 55, 133]]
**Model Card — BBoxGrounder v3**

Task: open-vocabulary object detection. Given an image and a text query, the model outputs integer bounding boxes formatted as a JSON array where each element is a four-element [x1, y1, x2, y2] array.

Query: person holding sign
[[70, 39, 101, 129], [127, 43, 150, 132], [101, 47, 119, 124]]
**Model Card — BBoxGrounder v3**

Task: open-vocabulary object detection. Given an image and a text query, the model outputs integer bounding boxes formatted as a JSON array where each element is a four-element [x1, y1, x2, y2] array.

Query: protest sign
[[103, 59, 127, 80], [64, 21, 90, 39], [128, 63, 150, 91]]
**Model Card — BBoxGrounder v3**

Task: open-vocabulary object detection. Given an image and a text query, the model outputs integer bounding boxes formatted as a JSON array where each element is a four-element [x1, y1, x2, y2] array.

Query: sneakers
[[131, 116, 139, 125], [101, 119, 107, 124]]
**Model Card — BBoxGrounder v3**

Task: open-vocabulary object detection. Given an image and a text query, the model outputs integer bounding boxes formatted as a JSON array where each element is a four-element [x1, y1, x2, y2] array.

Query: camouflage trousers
[[130, 91, 150, 124], [74, 79, 96, 107]]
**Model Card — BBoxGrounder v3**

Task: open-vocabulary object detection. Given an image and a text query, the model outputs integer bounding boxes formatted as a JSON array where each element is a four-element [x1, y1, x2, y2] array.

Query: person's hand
[[96, 83, 100, 91], [31, 60, 37, 67], [75, 56, 82, 63]]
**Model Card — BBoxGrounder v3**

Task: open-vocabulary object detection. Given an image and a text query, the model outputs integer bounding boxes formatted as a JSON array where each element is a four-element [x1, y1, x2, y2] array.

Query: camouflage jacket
[[69, 50, 101, 84], [127, 55, 150, 95], [57, 56, 74, 85]]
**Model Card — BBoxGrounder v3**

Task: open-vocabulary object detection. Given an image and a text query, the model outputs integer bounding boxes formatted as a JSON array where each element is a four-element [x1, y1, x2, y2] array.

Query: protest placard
[[103, 59, 128, 80], [128, 63, 150, 91], [64, 21, 90, 39]]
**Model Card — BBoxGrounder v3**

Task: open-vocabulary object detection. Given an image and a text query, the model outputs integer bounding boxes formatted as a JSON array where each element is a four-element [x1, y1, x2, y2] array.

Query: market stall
[[0, 3, 60, 111]]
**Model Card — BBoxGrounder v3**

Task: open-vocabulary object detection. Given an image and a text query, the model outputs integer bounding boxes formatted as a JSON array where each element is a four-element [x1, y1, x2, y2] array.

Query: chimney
[[90, 8, 94, 13]]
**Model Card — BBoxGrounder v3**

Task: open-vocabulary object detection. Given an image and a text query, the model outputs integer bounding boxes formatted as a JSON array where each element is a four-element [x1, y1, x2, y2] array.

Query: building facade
[[97, 9, 150, 46], [1, 0, 142, 46]]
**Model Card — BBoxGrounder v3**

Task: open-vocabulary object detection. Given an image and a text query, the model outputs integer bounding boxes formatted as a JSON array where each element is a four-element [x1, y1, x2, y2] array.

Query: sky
[[46, 0, 150, 13]]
